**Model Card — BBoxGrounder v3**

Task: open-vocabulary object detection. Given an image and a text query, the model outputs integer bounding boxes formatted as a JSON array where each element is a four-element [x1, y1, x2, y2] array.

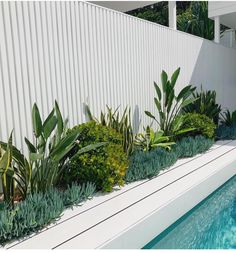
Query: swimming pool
[[144, 175, 236, 249]]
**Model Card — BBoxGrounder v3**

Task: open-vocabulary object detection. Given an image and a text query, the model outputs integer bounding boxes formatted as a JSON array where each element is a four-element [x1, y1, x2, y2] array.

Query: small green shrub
[[182, 113, 216, 139], [64, 122, 129, 192], [125, 135, 214, 182], [85, 104, 134, 156]]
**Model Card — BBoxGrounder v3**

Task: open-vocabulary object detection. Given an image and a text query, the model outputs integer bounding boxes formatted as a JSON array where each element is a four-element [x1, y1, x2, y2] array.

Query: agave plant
[[145, 67, 197, 137], [85, 104, 134, 155], [220, 110, 236, 127], [134, 126, 175, 152], [183, 87, 222, 125], [24, 101, 106, 193]]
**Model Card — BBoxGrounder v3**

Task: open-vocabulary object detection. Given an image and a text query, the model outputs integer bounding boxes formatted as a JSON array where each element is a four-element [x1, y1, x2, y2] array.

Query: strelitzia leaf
[[25, 137, 37, 153], [145, 111, 156, 120], [154, 82, 162, 101], [170, 67, 180, 88], [161, 70, 168, 92], [43, 109, 57, 139], [55, 100, 64, 139], [32, 103, 43, 138]]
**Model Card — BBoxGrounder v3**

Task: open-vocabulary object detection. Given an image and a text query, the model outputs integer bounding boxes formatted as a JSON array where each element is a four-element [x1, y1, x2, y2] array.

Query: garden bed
[[6, 140, 236, 249]]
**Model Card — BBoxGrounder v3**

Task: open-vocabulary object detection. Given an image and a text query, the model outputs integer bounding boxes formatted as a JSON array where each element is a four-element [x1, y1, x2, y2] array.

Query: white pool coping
[[6, 140, 236, 249]]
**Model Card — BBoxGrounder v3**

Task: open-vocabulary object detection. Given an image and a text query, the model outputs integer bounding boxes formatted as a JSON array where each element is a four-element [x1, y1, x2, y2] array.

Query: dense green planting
[[145, 68, 196, 137], [216, 125, 236, 140], [0, 182, 95, 245], [220, 110, 236, 127], [62, 122, 129, 192], [125, 135, 214, 182], [0, 69, 230, 246], [182, 113, 216, 139], [0, 102, 103, 203], [85, 105, 134, 156], [134, 126, 175, 151], [183, 87, 222, 125]]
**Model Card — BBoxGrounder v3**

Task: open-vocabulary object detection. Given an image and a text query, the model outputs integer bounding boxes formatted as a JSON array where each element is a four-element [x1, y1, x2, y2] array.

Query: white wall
[[208, 1, 236, 18], [1, 1, 236, 154]]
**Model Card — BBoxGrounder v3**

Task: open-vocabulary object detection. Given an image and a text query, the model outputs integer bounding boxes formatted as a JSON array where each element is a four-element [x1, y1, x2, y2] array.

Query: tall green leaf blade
[[24, 137, 37, 153], [43, 115, 57, 139], [32, 103, 43, 138], [50, 129, 81, 161], [170, 67, 180, 88], [177, 85, 192, 102], [154, 82, 162, 100], [161, 70, 168, 92], [55, 100, 64, 138], [145, 111, 156, 120], [154, 97, 161, 112]]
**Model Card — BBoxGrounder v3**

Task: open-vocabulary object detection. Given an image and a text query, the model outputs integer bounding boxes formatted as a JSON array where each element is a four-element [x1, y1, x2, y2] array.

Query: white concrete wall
[[221, 29, 236, 49], [1, 1, 236, 154], [208, 1, 236, 18]]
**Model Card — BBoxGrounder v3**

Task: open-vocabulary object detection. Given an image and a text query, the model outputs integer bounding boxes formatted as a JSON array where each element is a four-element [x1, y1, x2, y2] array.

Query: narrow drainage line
[[7, 139, 234, 249], [53, 145, 236, 249]]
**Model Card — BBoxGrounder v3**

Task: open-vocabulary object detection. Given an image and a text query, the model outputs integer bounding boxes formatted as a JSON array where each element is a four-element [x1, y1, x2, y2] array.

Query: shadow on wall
[[132, 105, 141, 135], [82, 102, 141, 134], [189, 40, 236, 112]]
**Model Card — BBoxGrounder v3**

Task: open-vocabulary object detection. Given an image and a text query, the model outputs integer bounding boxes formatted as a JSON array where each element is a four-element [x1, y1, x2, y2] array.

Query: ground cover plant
[[216, 125, 236, 140], [125, 135, 214, 182], [0, 182, 95, 245]]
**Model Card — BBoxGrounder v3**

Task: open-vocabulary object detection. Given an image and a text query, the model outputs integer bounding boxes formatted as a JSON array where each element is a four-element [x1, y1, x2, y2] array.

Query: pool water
[[144, 175, 236, 249]]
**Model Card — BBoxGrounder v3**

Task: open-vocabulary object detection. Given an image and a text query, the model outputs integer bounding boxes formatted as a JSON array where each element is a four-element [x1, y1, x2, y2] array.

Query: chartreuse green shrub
[[63, 121, 129, 192], [125, 135, 214, 182], [182, 113, 216, 139], [85, 104, 134, 156], [0, 182, 96, 245]]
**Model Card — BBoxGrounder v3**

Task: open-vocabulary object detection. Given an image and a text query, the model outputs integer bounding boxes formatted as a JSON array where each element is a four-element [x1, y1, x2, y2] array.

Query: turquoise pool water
[[144, 175, 236, 249]]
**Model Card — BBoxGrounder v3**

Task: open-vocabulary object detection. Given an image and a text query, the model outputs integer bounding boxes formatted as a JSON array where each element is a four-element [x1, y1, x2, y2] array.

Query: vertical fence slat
[[1, 1, 236, 153]]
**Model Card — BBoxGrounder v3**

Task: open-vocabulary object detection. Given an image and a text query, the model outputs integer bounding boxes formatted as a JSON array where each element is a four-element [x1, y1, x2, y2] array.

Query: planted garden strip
[[55, 143, 236, 249], [5, 139, 233, 249], [10, 141, 236, 249], [1, 67, 234, 247]]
